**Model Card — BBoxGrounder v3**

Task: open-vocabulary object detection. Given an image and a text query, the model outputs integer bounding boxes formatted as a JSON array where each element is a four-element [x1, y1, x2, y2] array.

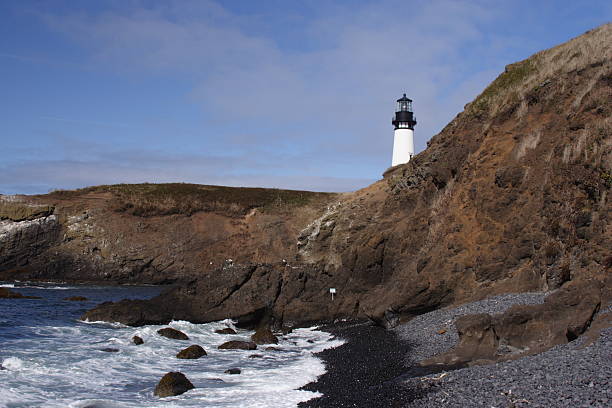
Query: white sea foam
[[2, 357, 24, 370], [0, 319, 344, 407], [0, 284, 15, 288]]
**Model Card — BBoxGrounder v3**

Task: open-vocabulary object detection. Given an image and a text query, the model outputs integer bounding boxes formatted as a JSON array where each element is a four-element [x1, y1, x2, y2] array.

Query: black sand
[[299, 320, 423, 407]]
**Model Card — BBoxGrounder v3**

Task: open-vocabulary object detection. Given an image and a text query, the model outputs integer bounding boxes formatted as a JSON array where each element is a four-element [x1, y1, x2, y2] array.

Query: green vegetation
[[44, 183, 335, 217], [0, 201, 54, 221], [468, 59, 537, 115]]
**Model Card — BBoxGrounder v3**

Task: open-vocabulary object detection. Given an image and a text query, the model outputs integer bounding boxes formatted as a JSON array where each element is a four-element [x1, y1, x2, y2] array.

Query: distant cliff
[[0, 184, 336, 284], [2, 25, 611, 334]]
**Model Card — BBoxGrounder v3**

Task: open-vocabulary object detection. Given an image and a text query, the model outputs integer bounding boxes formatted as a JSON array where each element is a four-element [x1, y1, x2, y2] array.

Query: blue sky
[[1, 0, 610, 194]]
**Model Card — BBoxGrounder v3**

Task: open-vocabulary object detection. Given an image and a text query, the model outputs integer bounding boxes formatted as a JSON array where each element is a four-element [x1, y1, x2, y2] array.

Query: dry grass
[[0, 201, 54, 221], [466, 23, 612, 118], [43, 183, 335, 218]]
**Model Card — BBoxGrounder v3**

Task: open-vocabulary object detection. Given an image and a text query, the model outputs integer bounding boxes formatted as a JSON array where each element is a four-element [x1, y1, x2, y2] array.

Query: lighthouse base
[[392, 128, 414, 166]]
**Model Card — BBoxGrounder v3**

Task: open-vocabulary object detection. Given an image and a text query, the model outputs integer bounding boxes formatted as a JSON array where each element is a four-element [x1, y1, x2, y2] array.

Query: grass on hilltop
[[43, 183, 335, 217]]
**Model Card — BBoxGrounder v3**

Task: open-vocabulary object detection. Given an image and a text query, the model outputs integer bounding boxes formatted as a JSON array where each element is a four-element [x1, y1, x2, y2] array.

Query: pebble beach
[[301, 292, 611, 407]]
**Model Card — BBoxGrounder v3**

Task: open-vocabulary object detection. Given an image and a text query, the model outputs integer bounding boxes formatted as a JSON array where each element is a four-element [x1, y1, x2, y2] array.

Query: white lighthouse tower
[[391, 94, 417, 166]]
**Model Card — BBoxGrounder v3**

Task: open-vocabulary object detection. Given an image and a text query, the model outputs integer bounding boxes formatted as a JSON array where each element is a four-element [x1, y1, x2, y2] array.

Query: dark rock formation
[[249, 354, 264, 358], [218, 340, 257, 350], [176, 345, 207, 359], [215, 328, 237, 335], [132, 336, 144, 345], [423, 281, 602, 366], [154, 372, 194, 397], [64, 296, 88, 301], [100, 348, 119, 353], [251, 327, 279, 345], [157, 328, 189, 340], [0, 288, 41, 299], [224, 368, 241, 374]]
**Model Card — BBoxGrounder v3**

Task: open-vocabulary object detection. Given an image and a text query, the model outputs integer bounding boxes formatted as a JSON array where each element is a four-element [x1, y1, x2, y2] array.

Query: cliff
[[0, 184, 336, 284], [2, 25, 611, 335]]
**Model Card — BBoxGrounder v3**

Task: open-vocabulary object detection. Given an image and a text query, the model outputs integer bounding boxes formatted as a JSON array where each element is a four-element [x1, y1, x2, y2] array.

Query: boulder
[[215, 328, 237, 335], [423, 281, 603, 367], [157, 328, 189, 340], [132, 336, 144, 345], [176, 345, 207, 359], [154, 372, 194, 397], [0, 288, 41, 299], [100, 348, 119, 352], [248, 354, 264, 358], [64, 296, 88, 301], [224, 368, 241, 375], [251, 327, 278, 345], [218, 340, 257, 350]]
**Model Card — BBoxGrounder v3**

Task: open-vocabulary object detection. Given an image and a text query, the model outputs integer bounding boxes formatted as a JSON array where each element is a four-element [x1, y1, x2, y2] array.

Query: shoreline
[[299, 320, 421, 407], [300, 293, 611, 407]]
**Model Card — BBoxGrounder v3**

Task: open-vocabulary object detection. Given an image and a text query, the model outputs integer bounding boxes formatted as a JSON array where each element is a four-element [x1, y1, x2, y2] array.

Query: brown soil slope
[[0, 183, 337, 284]]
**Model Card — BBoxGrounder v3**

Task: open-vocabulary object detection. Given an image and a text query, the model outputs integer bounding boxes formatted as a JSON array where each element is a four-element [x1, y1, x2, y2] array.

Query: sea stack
[[391, 93, 417, 166]]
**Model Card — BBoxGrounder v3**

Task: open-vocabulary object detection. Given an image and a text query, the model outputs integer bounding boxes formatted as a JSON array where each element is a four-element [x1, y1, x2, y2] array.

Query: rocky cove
[[1, 23, 611, 406]]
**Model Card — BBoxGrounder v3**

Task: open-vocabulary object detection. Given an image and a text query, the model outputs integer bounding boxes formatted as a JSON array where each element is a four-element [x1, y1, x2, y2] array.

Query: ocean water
[[0, 282, 343, 408]]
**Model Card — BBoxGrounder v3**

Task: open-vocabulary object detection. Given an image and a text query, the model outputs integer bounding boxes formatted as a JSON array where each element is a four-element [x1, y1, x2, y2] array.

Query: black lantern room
[[392, 94, 417, 130]]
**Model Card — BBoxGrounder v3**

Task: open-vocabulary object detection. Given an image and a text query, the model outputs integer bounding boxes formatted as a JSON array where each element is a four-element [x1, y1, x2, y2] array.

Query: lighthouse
[[391, 94, 417, 166]]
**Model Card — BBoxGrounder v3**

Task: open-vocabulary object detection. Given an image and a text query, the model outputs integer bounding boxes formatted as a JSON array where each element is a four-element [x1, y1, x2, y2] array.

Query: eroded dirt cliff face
[[297, 24, 611, 324], [0, 186, 337, 284]]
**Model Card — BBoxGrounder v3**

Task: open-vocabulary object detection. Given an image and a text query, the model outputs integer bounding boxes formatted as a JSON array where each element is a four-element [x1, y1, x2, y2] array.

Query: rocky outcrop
[[0, 215, 60, 272], [0, 186, 335, 284], [154, 372, 194, 397], [176, 345, 207, 359], [0, 287, 41, 299], [63, 296, 88, 301], [422, 280, 602, 366], [132, 335, 144, 345]]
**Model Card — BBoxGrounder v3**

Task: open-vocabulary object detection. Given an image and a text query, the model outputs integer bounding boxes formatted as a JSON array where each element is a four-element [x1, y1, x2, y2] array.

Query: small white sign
[[329, 288, 336, 294]]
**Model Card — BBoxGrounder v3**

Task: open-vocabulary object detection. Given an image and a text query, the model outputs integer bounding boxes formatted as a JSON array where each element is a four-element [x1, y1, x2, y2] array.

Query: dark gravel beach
[[300, 293, 612, 407], [299, 320, 421, 407]]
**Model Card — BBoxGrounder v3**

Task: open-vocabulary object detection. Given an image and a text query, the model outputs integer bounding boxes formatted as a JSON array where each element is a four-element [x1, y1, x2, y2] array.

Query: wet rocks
[[157, 328, 189, 340], [218, 340, 257, 350], [251, 327, 278, 345], [248, 354, 264, 359], [100, 348, 119, 352], [224, 368, 241, 375], [176, 345, 207, 359], [63, 296, 88, 301], [215, 328, 237, 335], [154, 372, 194, 397], [132, 336, 144, 345], [0, 288, 41, 299]]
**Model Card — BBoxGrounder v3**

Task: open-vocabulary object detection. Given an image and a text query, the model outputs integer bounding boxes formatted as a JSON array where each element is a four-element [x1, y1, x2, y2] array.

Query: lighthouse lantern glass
[[397, 100, 412, 112]]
